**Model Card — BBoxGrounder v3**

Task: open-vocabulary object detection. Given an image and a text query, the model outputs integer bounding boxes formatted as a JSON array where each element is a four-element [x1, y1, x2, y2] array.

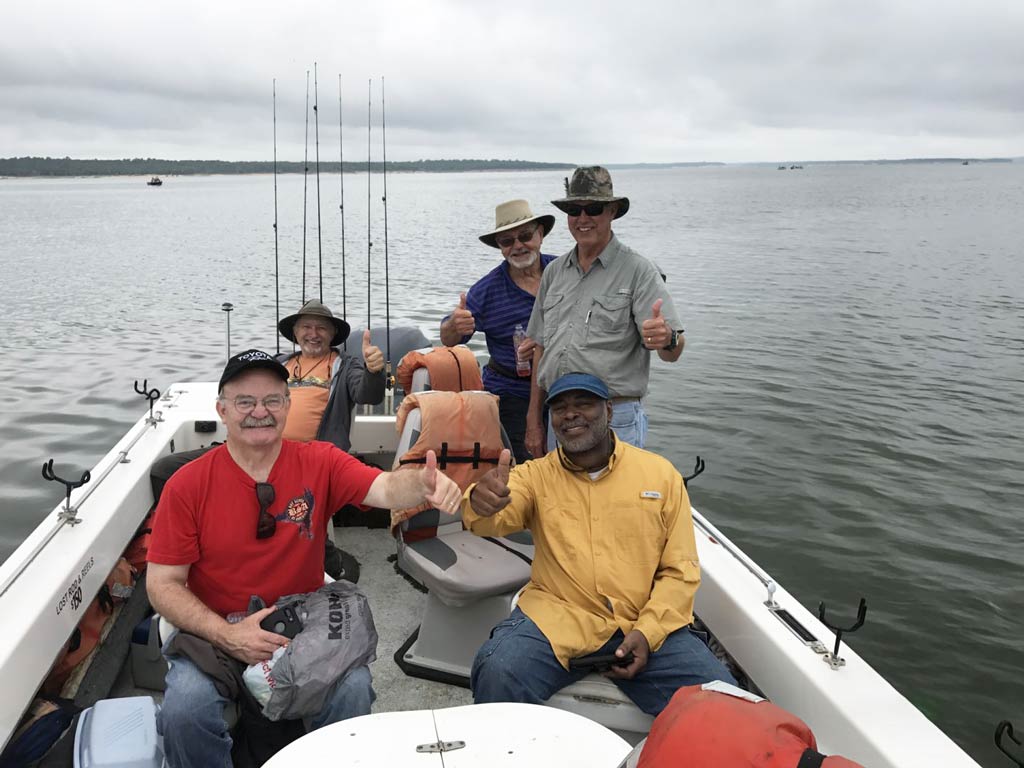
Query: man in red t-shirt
[[147, 349, 462, 768]]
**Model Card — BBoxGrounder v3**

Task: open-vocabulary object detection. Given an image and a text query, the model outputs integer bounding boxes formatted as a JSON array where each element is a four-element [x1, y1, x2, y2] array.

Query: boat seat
[[390, 389, 533, 685], [393, 392, 532, 605]]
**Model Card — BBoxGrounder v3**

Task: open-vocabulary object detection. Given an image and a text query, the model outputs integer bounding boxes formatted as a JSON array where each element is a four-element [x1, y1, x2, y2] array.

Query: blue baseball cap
[[545, 372, 610, 405]]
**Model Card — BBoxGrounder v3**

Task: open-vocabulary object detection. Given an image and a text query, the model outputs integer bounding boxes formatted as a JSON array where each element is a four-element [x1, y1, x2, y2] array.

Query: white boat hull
[[0, 382, 981, 767]]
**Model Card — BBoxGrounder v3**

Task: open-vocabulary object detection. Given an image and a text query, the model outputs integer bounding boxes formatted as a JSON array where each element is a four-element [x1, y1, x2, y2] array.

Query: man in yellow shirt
[[464, 372, 734, 714]]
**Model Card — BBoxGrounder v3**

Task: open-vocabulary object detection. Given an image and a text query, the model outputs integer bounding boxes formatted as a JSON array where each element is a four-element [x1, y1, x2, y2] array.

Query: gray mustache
[[242, 415, 277, 428]]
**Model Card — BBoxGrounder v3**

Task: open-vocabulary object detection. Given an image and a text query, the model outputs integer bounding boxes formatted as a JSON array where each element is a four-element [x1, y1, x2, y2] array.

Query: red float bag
[[637, 682, 865, 768]]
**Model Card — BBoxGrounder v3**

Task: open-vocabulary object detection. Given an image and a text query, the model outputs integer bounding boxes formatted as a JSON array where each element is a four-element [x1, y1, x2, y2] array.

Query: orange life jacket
[[395, 346, 482, 393], [43, 557, 136, 696], [638, 684, 866, 768], [389, 390, 503, 538]]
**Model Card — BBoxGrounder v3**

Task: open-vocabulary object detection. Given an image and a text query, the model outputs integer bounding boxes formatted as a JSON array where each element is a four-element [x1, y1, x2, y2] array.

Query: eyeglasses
[[221, 394, 289, 414], [255, 482, 276, 539], [564, 202, 607, 217], [495, 225, 539, 249]]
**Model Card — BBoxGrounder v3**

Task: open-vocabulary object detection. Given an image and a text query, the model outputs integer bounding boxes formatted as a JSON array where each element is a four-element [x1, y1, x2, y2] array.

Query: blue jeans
[[546, 399, 649, 451], [159, 652, 375, 768], [609, 399, 648, 448], [471, 608, 735, 716]]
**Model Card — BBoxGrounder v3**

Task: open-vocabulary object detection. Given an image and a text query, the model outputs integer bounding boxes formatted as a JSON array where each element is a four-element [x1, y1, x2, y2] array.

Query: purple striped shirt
[[447, 254, 555, 399]]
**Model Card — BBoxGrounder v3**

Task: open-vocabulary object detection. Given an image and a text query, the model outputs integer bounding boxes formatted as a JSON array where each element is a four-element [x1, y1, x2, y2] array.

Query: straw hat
[[479, 199, 556, 248], [278, 299, 351, 347]]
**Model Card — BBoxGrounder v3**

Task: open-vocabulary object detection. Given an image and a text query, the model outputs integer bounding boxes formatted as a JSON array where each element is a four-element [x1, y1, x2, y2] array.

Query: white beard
[[507, 250, 539, 270]]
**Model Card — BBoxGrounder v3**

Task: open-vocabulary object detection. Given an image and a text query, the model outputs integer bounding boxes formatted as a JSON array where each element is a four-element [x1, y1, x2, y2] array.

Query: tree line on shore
[[0, 157, 575, 177]]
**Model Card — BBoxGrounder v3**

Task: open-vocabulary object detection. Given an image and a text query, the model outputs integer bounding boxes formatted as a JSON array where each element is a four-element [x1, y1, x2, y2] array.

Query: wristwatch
[[663, 329, 682, 351]]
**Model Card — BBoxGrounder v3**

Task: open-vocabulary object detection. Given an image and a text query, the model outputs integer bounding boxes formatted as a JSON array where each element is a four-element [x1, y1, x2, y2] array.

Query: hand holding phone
[[568, 651, 635, 673], [259, 603, 303, 639]]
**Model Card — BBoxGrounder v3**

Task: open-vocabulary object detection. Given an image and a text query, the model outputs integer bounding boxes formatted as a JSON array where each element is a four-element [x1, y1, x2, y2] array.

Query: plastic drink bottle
[[513, 324, 531, 377]]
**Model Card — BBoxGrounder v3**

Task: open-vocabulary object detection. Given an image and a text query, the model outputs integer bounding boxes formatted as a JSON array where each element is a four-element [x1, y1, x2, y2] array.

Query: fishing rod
[[338, 74, 347, 350], [313, 62, 323, 303], [301, 69, 310, 304], [366, 78, 372, 334], [380, 76, 392, 389], [273, 79, 280, 354]]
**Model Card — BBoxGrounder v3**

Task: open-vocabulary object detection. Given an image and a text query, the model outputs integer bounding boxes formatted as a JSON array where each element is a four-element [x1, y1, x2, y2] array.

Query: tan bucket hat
[[551, 166, 629, 219], [278, 299, 351, 347], [479, 199, 556, 248]]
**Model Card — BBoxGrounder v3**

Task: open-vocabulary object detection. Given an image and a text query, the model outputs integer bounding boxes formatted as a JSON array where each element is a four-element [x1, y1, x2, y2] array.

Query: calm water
[[1, 165, 1021, 764]]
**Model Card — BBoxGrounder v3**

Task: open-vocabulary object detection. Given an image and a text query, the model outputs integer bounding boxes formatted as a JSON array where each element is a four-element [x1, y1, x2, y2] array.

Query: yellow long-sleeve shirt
[[461, 437, 701, 668]]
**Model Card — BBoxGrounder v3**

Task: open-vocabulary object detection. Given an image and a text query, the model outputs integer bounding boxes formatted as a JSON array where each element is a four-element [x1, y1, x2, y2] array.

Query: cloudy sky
[[2, 0, 1022, 164]]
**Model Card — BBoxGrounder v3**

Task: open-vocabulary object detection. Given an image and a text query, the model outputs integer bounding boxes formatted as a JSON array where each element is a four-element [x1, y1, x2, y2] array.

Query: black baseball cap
[[218, 349, 289, 392]]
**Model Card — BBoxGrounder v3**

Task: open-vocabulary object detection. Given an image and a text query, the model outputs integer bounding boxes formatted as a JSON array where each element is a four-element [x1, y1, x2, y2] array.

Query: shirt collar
[[555, 430, 624, 475], [565, 233, 620, 271]]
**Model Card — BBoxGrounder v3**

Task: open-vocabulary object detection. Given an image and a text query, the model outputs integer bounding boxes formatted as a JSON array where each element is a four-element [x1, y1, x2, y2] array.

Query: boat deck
[[104, 526, 473, 713]]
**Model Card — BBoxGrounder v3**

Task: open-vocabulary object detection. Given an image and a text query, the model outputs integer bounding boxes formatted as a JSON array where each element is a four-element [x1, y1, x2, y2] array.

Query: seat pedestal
[[395, 592, 515, 686]]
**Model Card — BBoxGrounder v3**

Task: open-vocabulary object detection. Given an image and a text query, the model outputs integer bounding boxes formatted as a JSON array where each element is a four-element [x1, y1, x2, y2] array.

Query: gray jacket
[[277, 348, 385, 451]]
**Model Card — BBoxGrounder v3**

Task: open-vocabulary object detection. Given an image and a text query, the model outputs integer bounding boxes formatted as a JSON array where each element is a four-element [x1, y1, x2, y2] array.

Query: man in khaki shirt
[[464, 373, 733, 714]]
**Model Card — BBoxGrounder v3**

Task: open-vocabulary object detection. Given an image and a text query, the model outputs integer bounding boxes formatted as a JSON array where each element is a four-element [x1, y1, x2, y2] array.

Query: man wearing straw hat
[[440, 200, 556, 463], [521, 167, 684, 457]]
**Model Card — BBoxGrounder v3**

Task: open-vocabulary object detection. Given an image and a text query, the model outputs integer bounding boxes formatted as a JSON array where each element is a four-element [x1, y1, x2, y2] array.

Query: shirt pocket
[[587, 294, 632, 349], [608, 496, 665, 566], [540, 292, 567, 346]]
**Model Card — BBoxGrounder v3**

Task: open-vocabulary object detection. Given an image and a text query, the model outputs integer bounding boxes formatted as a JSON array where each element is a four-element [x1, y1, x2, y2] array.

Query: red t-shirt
[[148, 441, 381, 616]]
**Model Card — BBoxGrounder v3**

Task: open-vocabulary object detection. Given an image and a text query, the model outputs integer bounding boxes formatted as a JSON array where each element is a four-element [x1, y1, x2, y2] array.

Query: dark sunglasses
[[564, 202, 607, 217], [255, 482, 276, 539], [495, 225, 539, 249]]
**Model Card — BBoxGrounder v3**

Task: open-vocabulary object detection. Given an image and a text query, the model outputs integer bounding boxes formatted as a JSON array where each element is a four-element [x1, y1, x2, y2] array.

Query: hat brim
[[545, 379, 610, 406], [479, 214, 556, 248], [278, 312, 351, 347], [551, 197, 629, 220]]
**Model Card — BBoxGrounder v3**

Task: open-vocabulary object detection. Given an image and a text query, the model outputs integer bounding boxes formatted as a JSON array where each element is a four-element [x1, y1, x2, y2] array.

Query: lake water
[[1, 164, 1021, 765]]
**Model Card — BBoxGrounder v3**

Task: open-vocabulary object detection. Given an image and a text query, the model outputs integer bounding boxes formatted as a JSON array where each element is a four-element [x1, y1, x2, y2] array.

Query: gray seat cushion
[[398, 531, 532, 608]]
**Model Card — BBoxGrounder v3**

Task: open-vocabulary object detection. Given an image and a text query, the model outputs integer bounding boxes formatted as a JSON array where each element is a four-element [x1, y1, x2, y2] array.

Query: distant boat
[[962, 160, 969, 165], [790, 165, 804, 170], [777, 166, 787, 170], [146, 176, 163, 186]]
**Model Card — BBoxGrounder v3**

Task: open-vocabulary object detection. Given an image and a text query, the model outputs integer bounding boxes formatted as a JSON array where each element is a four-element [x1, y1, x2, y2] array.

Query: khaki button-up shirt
[[526, 234, 681, 397], [462, 437, 701, 668]]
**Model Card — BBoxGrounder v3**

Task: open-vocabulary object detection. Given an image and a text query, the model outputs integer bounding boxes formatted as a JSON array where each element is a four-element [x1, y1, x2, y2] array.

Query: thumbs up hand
[[469, 449, 513, 517], [640, 298, 669, 350], [362, 328, 385, 373], [421, 450, 464, 516], [451, 293, 476, 337]]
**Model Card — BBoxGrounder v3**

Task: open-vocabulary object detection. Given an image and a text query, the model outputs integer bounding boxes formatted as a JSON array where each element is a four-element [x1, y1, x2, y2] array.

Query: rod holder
[[682, 455, 705, 487], [135, 379, 162, 425], [221, 302, 234, 361], [996, 721, 1024, 767], [42, 459, 91, 525], [817, 597, 867, 670]]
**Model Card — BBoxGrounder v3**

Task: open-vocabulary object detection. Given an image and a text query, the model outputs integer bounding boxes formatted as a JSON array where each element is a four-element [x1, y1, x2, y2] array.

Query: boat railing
[[691, 507, 777, 605], [0, 392, 179, 601]]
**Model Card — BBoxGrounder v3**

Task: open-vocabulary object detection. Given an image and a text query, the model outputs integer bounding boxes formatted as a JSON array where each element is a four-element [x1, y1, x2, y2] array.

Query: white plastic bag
[[242, 645, 287, 709]]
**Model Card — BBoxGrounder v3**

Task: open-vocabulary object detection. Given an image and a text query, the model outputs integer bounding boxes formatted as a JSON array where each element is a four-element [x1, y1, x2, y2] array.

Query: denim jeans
[[158, 652, 375, 768], [609, 399, 648, 448], [546, 399, 649, 451], [471, 608, 736, 716]]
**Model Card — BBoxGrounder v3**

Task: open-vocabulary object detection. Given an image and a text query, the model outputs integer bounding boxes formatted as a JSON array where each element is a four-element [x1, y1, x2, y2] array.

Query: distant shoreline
[[0, 158, 576, 178], [0, 156, 1014, 178]]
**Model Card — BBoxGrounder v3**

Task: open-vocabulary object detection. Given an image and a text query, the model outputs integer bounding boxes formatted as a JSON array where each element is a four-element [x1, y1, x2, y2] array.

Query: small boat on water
[[146, 177, 163, 186], [0, 352, 985, 767]]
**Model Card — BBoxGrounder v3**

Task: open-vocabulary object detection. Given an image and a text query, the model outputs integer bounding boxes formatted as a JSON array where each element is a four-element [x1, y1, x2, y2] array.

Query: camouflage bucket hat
[[551, 165, 629, 219]]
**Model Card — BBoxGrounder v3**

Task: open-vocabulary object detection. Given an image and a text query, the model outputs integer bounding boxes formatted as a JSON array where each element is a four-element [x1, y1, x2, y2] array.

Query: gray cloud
[[1, 0, 1021, 163]]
